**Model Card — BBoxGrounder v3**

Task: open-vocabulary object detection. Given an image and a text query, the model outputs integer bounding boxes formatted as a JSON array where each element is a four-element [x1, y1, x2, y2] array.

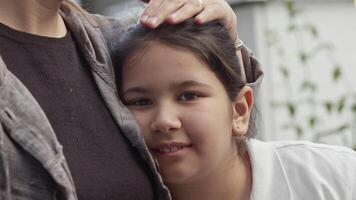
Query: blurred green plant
[[266, 0, 356, 150]]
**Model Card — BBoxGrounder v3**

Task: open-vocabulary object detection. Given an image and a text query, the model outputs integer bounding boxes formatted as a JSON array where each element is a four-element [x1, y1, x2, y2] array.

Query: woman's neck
[[169, 152, 252, 200], [0, 0, 66, 38]]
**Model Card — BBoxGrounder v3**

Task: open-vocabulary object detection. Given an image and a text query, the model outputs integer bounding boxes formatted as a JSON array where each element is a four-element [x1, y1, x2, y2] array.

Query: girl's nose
[[150, 104, 182, 134]]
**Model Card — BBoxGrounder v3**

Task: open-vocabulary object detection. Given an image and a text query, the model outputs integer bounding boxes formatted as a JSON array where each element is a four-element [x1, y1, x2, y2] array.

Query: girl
[[0, 0, 238, 199], [114, 20, 356, 200]]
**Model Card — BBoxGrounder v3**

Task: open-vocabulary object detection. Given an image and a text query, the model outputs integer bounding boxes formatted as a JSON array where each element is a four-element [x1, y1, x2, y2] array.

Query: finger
[[165, 0, 204, 24], [195, 3, 225, 24], [195, 3, 237, 40], [142, 0, 186, 28], [140, 0, 164, 25]]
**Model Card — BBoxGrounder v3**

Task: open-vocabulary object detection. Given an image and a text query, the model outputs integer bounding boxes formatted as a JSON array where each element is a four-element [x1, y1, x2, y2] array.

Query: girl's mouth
[[150, 143, 192, 155]]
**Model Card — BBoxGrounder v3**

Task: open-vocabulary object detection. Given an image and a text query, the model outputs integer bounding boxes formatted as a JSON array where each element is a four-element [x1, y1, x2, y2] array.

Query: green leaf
[[286, 1, 297, 17], [308, 116, 317, 128], [299, 52, 308, 63], [301, 80, 317, 92], [295, 125, 304, 138], [310, 26, 318, 38], [337, 124, 349, 132], [337, 97, 346, 113], [352, 103, 356, 113], [301, 80, 310, 91], [324, 101, 333, 113], [306, 24, 318, 38], [287, 102, 296, 117], [280, 66, 289, 78], [333, 66, 342, 81], [288, 24, 296, 32]]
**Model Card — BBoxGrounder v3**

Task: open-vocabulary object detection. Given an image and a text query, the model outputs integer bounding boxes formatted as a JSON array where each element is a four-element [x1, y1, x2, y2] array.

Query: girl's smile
[[150, 142, 193, 158]]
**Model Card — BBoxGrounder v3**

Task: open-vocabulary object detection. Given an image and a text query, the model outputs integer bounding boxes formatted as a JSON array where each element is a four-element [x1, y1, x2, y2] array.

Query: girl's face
[[121, 41, 252, 185]]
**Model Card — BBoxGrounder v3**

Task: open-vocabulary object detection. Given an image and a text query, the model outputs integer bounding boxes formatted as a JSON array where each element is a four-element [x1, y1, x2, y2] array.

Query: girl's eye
[[179, 92, 200, 101], [126, 98, 152, 107]]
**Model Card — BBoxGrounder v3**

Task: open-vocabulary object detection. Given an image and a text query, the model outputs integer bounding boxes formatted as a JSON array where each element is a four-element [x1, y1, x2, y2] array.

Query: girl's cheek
[[180, 112, 206, 133], [130, 111, 150, 133]]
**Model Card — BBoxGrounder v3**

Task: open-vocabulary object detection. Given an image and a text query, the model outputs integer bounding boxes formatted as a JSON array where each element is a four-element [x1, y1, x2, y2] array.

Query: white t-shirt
[[248, 139, 356, 200]]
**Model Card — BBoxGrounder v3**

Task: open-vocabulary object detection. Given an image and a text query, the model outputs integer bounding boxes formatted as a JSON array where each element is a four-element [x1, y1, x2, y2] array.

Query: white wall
[[236, 1, 356, 147]]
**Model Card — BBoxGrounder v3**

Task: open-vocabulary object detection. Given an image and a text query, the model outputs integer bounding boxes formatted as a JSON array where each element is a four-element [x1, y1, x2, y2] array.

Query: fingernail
[[170, 13, 176, 20], [149, 17, 157, 26], [141, 15, 149, 23]]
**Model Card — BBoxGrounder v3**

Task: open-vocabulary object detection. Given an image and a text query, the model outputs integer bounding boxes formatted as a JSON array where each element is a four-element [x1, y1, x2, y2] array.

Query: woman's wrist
[[235, 38, 246, 82]]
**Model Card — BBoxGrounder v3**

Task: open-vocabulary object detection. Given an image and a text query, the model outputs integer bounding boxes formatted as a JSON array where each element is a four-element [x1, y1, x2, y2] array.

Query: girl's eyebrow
[[123, 80, 212, 96], [123, 87, 147, 96], [175, 80, 212, 89]]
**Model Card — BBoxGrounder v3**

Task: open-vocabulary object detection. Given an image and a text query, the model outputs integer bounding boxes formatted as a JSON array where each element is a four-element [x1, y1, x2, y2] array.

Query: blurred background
[[76, 0, 356, 149]]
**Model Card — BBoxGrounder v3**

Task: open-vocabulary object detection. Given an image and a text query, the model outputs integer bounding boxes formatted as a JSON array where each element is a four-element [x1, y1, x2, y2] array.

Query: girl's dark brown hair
[[113, 20, 245, 100]]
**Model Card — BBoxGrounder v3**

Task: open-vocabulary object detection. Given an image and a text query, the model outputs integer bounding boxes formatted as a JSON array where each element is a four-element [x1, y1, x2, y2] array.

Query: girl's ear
[[231, 86, 254, 137]]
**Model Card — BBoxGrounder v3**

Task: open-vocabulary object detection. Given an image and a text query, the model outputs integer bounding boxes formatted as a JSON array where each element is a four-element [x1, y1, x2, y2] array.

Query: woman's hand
[[140, 0, 238, 41]]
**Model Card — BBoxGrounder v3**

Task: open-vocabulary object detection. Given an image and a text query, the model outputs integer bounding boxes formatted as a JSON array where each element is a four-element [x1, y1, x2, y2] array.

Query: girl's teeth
[[159, 146, 182, 153]]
